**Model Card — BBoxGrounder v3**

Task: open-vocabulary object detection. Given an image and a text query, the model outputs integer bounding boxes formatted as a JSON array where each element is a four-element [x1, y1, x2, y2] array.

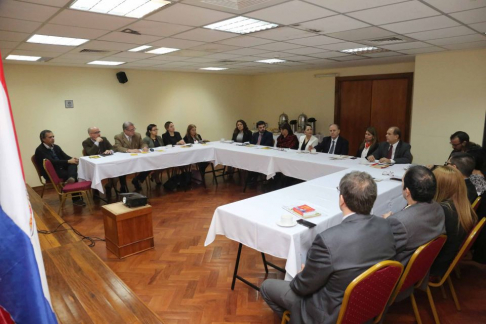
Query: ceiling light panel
[[204, 16, 278, 35], [146, 47, 180, 54], [88, 60, 125, 65], [129, 45, 152, 52], [340, 47, 384, 54], [256, 58, 286, 64], [70, 0, 171, 19], [200, 67, 228, 70], [6, 55, 41, 61], [27, 34, 89, 46]]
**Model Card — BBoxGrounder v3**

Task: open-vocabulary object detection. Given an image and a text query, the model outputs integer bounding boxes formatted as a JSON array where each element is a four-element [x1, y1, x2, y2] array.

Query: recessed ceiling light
[[88, 61, 125, 66], [6, 55, 41, 61], [204, 16, 278, 34], [200, 67, 228, 71], [146, 47, 179, 54], [340, 47, 384, 54], [27, 34, 89, 46], [71, 0, 171, 18], [256, 59, 286, 64], [129, 45, 152, 52]]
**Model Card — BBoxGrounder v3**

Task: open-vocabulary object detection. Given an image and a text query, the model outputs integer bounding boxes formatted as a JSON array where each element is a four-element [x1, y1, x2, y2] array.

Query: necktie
[[49, 147, 59, 160], [386, 145, 393, 159], [257, 133, 262, 145], [329, 140, 335, 154]]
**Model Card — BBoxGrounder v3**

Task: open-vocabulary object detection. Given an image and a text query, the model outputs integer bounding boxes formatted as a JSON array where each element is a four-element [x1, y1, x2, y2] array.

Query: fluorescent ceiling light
[[70, 0, 171, 18], [204, 16, 278, 34], [255, 59, 286, 64], [146, 47, 179, 54], [340, 47, 381, 54], [88, 60, 125, 65], [129, 45, 152, 52], [27, 34, 89, 46], [6, 55, 41, 61], [200, 67, 228, 71]]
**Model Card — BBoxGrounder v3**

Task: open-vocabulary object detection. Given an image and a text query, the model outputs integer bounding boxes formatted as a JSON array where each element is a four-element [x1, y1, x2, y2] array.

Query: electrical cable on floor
[[37, 221, 105, 247]]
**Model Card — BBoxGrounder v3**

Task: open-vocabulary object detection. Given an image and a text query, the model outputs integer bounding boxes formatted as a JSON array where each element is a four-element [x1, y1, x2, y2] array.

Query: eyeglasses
[[444, 162, 452, 166], [449, 142, 462, 147], [151, 128, 158, 131], [127, 128, 136, 131], [91, 131, 101, 134]]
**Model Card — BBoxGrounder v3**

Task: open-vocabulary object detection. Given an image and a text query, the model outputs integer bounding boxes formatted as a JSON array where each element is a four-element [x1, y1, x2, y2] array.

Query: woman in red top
[[276, 123, 298, 149]]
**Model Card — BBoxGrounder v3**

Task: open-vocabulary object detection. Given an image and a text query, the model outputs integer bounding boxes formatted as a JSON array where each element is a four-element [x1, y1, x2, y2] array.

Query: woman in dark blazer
[[162, 121, 185, 146], [183, 124, 204, 144], [356, 126, 379, 158], [143, 124, 164, 184], [232, 119, 252, 143]]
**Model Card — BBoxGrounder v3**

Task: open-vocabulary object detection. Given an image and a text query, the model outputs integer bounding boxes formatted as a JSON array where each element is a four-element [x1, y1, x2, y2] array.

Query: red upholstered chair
[[43, 159, 93, 215], [281, 261, 404, 324], [375, 235, 447, 324], [31, 155, 54, 198], [427, 218, 486, 322]]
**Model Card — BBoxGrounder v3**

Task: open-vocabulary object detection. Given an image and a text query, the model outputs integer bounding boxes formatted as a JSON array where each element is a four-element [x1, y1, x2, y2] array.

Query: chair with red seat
[[375, 235, 447, 324], [31, 154, 54, 198], [472, 196, 481, 211], [281, 260, 404, 324], [43, 159, 93, 215]]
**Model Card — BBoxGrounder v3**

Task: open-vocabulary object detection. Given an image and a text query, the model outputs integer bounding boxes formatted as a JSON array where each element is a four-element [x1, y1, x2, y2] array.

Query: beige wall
[[4, 64, 252, 186], [249, 62, 415, 134], [411, 48, 486, 165]]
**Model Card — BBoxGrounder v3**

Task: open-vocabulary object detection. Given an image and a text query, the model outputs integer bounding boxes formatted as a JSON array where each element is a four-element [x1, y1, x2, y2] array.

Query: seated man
[[250, 121, 273, 147], [368, 126, 412, 164], [260, 171, 396, 324], [35, 129, 84, 205], [313, 123, 349, 155], [113, 122, 149, 192], [449, 131, 486, 175], [383, 166, 445, 266], [449, 152, 478, 204], [83, 126, 116, 199]]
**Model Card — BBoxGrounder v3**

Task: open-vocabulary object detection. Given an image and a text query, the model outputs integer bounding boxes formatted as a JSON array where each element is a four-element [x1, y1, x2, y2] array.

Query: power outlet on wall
[[65, 100, 74, 108]]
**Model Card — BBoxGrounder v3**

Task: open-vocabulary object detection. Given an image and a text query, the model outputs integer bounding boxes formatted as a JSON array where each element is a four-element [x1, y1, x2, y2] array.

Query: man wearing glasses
[[449, 131, 486, 175], [83, 127, 114, 156], [114, 122, 149, 192]]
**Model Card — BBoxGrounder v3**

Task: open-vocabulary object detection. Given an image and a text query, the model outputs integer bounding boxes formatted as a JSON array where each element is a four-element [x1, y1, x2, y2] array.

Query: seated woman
[[183, 124, 204, 144], [299, 124, 319, 151], [431, 166, 478, 276], [142, 124, 164, 185], [232, 119, 252, 143], [162, 121, 185, 146], [276, 123, 298, 149], [356, 127, 379, 158]]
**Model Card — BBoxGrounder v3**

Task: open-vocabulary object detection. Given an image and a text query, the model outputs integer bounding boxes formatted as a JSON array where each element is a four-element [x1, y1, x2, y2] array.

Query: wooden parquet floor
[[35, 173, 486, 324]]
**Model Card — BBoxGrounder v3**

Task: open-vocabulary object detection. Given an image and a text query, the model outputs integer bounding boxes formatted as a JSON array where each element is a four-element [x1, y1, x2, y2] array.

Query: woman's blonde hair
[[433, 166, 477, 233]]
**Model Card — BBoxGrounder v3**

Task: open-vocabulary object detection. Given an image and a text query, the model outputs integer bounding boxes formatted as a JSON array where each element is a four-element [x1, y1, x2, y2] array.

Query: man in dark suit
[[82, 127, 114, 156], [250, 121, 273, 147], [449, 152, 478, 204], [313, 123, 349, 155], [368, 126, 412, 164], [35, 129, 84, 206], [113, 122, 149, 192], [383, 166, 445, 266], [449, 131, 486, 175], [260, 171, 396, 324]]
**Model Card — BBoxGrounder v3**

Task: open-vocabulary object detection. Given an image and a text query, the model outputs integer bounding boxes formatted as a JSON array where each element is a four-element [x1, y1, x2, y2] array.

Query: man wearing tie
[[368, 126, 412, 164], [313, 124, 349, 155], [82, 127, 114, 156], [250, 121, 273, 147]]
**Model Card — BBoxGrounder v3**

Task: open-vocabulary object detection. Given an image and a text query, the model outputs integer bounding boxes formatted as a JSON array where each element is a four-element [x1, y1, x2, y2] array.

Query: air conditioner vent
[[201, 0, 274, 10], [367, 37, 407, 44], [80, 49, 110, 53]]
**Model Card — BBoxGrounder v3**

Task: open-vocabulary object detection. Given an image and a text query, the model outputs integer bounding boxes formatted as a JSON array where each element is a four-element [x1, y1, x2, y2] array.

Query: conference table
[[78, 142, 408, 287]]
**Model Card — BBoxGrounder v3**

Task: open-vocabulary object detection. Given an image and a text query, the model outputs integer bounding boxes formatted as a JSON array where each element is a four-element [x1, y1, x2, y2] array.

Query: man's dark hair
[[450, 152, 475, 177], [450, 131, 469, 143], [164, 121, 172, 130], [39, 130, 52, 142], [403, 165, 437, 203], [256, 121, 266, 127], [339, 171, 377, 215], [391, 126, 401, 139]]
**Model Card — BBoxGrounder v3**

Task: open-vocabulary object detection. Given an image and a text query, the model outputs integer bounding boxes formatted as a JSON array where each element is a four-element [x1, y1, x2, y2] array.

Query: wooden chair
[[472, 196, 481, 211], [427, 218, 486, 323], [31, 154, 54, 198], [281, 261, 404, 324], [43, 159, 93, 215], [375, 235, 447, 324]]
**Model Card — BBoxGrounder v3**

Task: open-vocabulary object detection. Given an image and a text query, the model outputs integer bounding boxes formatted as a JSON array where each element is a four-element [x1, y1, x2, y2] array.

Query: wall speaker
[[116, 71, 128, 84]]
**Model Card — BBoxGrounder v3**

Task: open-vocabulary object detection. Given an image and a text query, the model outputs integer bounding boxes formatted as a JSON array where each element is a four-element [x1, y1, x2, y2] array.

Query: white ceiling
[[1, 0, 485, 74]]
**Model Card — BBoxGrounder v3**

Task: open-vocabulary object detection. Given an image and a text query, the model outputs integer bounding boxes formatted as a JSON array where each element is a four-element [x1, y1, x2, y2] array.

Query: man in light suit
[[114, 121, 149, 192], [383, 166, 445, 266], [250, 121, 273, 147], [313, 123, 349, 155], [368, 126, 412, 164], [260, 171, 396, 324]]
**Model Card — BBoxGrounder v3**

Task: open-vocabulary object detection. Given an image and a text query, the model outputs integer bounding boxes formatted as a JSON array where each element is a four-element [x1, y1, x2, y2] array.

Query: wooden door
[[335, 73, 413, 156], [337, 80, 372, 156]]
